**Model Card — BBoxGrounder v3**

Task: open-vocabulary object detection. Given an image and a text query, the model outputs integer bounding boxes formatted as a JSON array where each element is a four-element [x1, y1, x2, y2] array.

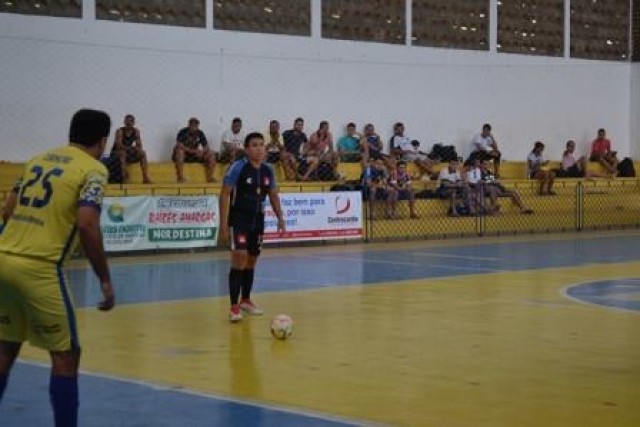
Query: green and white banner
[[101, 195, 219, 252]]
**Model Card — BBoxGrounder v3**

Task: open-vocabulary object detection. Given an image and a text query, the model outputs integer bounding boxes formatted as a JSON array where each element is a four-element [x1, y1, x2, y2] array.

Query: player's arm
[[268, 187, 285, 233], [219, 183, 233, 243], [77, 172, 114, 311], [1, 178, 22, 223]]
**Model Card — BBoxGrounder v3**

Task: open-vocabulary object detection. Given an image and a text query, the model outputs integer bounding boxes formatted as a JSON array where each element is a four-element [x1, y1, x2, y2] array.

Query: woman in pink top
[[557, 140, 601, 179], [590, 128, 618, 175]]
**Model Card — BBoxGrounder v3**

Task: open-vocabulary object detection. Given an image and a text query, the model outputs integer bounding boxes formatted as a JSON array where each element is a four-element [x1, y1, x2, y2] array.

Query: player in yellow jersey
[[0, 109, 115, 427]]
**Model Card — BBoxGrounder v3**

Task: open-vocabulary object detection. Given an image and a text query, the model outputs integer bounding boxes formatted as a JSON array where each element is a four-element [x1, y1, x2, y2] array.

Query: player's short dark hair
[[483, 123, 492, 131], [232, 117, 242, 124], [347, 122, 356, 128], [294, 117, 304, 124], [244, 132, 264, 148], [69, 109, 111, 147], [534, 141, 545, 150]]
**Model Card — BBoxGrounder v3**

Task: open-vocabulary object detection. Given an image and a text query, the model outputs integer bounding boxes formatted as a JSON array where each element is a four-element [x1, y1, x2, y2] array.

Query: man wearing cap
[[172, 117, 217, 183]]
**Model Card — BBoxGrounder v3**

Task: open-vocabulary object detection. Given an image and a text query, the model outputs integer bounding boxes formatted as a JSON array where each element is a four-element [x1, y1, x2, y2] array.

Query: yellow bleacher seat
[[126, 161, 288, 185], [0, 162, 24, 189]]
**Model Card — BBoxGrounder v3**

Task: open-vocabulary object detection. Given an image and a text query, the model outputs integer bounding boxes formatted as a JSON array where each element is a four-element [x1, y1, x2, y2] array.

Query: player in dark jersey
[[219, 132, 285, 322]]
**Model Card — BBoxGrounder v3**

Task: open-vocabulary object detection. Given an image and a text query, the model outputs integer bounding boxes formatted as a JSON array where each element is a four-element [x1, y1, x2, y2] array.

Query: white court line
[[561, 279, 640, 315], [423, 263, 506, 273], [411, 251, 501, 262], [17, 360, 387, 427], [292, 254, 422, 267]]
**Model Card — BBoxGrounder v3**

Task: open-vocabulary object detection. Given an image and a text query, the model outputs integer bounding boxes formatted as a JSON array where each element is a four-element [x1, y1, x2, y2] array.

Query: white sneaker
[[239, 300, 264, 315], [229, 305, 243, 322]]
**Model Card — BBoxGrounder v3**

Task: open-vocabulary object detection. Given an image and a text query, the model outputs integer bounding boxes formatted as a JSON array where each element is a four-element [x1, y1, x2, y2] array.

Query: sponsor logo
[[107, 203, 125, 223], [335, 196, 351, 215]]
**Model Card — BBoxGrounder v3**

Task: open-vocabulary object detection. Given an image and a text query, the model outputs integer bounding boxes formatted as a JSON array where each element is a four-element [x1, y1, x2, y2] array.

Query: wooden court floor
[[2, 231, 640, 426]]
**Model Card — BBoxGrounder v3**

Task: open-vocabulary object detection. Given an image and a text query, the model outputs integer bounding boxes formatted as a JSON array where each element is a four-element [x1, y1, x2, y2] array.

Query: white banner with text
[[263, 192, 363, 242], [101, 195, 219, 252]]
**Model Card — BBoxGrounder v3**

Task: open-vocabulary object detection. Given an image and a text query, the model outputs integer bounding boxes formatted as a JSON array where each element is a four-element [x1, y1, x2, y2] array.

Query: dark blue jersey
[[223, 159, 276, 229]]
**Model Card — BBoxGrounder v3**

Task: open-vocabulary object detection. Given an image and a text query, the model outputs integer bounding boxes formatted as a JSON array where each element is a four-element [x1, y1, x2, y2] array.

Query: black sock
[[229, 268, 243, 305], [49, 375, 78, 427], [241, 269, 255, 301]]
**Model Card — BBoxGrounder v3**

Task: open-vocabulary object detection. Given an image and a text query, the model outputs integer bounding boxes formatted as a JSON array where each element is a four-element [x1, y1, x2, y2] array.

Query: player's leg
[[228, 227, 249, 321], [26, 264, 81, 427], [239, 232, 263, 315], [0, 341, 21, 401], [49, 349, 81, 427], [0, 257, 28, 402]]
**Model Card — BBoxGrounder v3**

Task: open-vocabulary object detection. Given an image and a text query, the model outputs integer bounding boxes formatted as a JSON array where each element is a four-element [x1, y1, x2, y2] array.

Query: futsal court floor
[[1, 230, 639, 427]]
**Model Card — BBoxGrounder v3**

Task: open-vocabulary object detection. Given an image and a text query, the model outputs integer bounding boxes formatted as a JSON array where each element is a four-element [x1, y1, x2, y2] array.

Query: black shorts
[[230, 226, 263, 256], [556, 165, 583, 178]]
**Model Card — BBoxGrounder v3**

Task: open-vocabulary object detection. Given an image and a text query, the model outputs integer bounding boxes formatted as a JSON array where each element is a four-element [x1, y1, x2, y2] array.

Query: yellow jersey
[[0, 145, 107, 264]]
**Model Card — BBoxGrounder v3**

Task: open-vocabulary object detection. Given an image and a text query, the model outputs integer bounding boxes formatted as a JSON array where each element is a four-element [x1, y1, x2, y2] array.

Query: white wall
[[0, 11, 632, 163]]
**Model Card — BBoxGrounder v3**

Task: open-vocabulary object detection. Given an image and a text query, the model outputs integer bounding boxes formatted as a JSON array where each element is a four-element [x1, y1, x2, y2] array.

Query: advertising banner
[[263, 192, 363, 242], [101, 195, 219, 252]]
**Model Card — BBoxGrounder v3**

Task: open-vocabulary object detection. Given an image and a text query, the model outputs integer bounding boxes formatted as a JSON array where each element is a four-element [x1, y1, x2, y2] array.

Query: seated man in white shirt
[[219, 117, 246, 163], [390, 131, 434, 179], [466, 123, 501, 177], [436, 159, 469, 216]]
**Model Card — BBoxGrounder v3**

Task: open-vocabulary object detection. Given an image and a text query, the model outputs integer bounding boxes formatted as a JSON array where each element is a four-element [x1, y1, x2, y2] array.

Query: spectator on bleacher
[[556, 140, 601, 179], [220, 117, 246, 163], [172, 117, 216, 183], [466, 124, 501, 177], [388, 123, 433, 178], [264, 119, 286, 169], [437, 159, 469, 216], [389, 122, 411, 160], [527, 141, 556, 195], [302, 121, 337, 181], [111, 114, 152, 184], [282, 117, 308, 181], [363, 158, 395, 219], [590, 128, 618, 176], [337, 123, 363, 164], [480, 161, 533, 215], [362, 123, 391, 167], [387, 160, 419, 219], [465, 159, 487, 214]]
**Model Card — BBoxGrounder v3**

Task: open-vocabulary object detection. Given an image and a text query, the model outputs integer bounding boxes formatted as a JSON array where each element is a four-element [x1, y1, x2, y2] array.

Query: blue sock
[[0, 374, 7, 401], [49, 375, 78, 427]]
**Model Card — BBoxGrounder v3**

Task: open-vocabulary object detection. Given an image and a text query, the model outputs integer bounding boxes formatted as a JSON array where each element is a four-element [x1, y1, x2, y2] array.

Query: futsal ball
[[270, 314, 293, 340]]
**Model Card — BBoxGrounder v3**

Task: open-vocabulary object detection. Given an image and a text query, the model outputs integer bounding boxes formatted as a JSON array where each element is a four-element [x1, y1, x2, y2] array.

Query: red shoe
[[239, 299, 264, 315], [229, 304, 243, 322]]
